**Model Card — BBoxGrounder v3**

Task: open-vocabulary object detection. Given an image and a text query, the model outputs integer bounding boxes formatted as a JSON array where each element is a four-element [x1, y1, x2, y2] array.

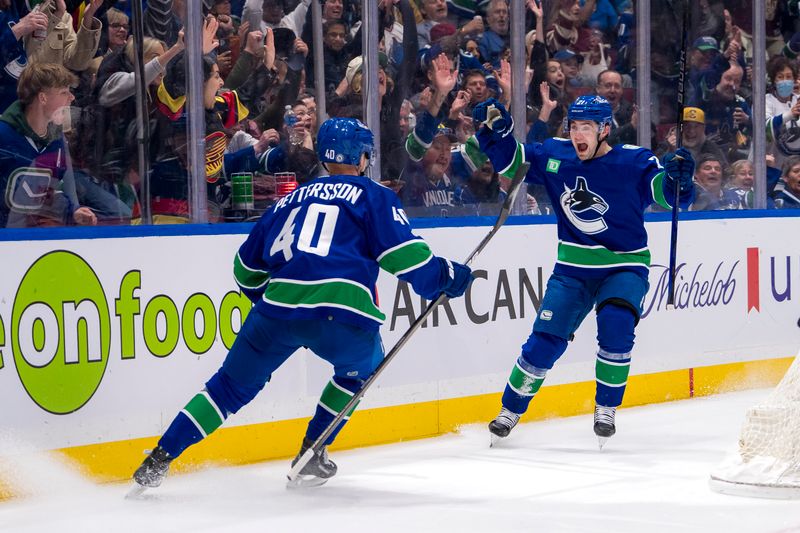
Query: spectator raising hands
[[494, 59, 512, 106], [428, 53, 456, 115], [203, 16, 221, 55]]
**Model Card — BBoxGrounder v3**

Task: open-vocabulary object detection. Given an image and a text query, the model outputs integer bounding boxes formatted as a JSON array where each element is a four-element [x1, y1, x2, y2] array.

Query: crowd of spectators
[[1, 0, 800, 229]]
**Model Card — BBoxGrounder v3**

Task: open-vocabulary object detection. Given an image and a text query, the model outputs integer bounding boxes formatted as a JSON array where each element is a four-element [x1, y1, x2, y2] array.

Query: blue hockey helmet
[[567, 95, 613, 128], [317, 117, 375, 167]]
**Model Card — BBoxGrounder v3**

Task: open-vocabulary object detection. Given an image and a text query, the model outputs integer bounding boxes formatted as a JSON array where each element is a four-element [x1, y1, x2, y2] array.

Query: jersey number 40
[[270, 205, 339, 261]]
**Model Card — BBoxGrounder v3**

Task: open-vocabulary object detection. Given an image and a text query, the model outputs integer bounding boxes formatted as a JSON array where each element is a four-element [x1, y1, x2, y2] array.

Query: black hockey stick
[[667, 0, 690, 309], [286, 161, 530, 487]]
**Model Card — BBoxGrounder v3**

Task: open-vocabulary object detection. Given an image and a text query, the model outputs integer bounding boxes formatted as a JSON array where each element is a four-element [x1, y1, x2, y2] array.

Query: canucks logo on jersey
[[559, 176, 609, 235]]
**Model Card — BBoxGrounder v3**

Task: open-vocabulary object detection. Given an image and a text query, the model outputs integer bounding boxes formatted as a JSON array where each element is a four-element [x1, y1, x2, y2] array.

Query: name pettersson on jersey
[[274, 182, 363, 211]]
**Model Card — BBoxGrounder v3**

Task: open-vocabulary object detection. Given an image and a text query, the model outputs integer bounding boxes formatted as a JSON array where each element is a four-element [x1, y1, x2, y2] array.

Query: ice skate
[[593, 405, 616, 449], [488, 407, 521, 447], [286, 438, 338, 489], [127, 446, 174, 498]]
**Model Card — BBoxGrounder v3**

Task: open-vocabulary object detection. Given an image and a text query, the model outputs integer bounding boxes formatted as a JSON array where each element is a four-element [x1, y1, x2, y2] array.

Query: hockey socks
[[500, 356, 548, 415], [306, 377, 361, 445], [159, 389, 228, 458], [594, 349, 631, 407]]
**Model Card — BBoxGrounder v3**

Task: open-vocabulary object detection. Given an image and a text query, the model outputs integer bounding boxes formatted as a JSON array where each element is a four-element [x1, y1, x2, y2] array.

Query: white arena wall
[[0, 213, 797, 493]]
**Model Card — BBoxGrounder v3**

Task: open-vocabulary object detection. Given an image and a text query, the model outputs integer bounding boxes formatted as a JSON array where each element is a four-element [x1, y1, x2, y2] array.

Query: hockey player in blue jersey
[[131, 118, 473, 490], [473, 95, 695, 447]]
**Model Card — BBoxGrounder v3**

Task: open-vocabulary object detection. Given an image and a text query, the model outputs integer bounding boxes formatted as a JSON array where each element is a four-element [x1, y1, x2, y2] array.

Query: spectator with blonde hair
[[102, 7, 130, 56], [726, 158, 754, 209], [98, 35, 184, 107], [0, 62, 96, 228]]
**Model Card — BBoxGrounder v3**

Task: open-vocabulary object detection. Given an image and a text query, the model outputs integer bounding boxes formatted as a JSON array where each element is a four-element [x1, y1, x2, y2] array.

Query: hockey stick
[[286, 161, 530, 487], [666, 0, 690, 309]]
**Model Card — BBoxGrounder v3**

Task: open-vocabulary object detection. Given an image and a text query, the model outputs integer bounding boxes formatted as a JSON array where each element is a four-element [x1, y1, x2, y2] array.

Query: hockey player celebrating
[[473, 95, 695, 447], [131, 117, 473, 491]]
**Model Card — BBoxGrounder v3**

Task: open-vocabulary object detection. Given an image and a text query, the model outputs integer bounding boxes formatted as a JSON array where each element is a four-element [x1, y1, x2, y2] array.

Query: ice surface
[[2, 389, 800, 533]]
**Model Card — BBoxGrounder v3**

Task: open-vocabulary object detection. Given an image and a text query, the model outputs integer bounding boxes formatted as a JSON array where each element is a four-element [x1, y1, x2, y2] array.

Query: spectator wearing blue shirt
[[478, 0, 508, 69], [587, 0, 620, 36]]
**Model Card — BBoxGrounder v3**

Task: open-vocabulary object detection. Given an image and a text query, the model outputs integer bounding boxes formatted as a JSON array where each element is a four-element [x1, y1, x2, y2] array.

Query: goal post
[[709, 352, 800, 499]]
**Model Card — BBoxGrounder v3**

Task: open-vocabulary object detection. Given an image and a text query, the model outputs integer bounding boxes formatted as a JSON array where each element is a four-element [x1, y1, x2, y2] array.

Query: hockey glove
[[440, 258, 473, 298], [472, 98, 514, 138], [662, 147, 695, 206]]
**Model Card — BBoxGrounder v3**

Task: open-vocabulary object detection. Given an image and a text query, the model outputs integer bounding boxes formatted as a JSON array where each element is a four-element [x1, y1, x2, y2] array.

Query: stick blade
[[286, 448, 315, 485]]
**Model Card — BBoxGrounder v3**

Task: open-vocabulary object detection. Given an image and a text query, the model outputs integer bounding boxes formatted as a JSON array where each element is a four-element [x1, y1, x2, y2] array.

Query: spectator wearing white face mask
[[765, 55, 800, 171]]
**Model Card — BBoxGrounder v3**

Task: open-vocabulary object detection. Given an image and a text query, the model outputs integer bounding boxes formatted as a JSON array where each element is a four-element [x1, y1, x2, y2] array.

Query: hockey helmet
[[317, 117, 375, 167], [567, 95, 613, 128]]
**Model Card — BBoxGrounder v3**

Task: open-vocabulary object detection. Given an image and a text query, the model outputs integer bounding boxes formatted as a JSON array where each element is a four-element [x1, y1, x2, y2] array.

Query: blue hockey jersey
[[233, 174, 449, 331], [477, 131, 675, 279]]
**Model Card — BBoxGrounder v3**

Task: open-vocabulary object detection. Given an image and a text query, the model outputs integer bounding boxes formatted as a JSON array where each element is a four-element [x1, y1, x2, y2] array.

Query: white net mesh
[[710, 355, 800, 498]]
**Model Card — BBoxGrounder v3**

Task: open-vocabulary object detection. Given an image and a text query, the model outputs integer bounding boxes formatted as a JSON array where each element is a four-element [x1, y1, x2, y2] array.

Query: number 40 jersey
[[233, 174, 447, 331]]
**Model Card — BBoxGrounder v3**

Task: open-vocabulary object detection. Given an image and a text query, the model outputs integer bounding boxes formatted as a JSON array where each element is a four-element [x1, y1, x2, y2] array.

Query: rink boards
[[0, 212, 798, 493]]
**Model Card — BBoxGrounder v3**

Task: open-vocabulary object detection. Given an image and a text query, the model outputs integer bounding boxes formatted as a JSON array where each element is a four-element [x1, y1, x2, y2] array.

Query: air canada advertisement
[[0, 217, 798, 449]]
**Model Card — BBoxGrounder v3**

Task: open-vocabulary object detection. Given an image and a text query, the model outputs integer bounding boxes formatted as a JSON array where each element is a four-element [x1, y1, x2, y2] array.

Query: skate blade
[[286, 474, 329, 490], [597, 436, 609, 450], [489, 432, 504, 448], [125, 482, 148, 499]]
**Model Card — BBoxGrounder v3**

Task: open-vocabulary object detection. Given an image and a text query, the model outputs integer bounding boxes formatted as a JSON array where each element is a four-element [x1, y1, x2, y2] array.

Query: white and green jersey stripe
[[649, 171, 673, 210], [557, 241, 651, 270], [263, 278, 387, 324], [234, 252, 270, 290], [405, 128, 431, 163], [377, 240, 434, 276]]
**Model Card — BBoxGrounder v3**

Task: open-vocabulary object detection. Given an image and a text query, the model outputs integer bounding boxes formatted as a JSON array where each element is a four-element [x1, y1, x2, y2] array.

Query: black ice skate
[[286, 437, 338, 489], [593, 405, 616, 449], [488, 407, 521, 447], [127, 446, 174, 498]]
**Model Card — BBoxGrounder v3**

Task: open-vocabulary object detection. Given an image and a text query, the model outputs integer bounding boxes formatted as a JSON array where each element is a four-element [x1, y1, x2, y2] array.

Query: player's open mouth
[[577, 143, 588, 153]]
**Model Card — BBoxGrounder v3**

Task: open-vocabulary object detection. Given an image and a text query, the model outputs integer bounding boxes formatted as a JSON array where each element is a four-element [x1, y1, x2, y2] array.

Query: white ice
[[2, 389, 800, 533]]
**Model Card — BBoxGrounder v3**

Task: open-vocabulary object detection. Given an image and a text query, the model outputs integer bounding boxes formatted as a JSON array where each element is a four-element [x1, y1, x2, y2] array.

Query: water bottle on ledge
[[284, 105, 303, 146]]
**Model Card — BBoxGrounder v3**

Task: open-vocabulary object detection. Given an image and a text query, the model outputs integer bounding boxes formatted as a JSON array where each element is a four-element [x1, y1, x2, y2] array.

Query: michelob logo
[[12, 251, 111, 414]]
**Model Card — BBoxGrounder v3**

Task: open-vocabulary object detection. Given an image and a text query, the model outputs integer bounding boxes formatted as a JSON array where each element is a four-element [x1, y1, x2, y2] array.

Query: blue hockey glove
[[663, 147, 695, 192], [441, 258, 473, 298], [472, 98, 514, 137], [662, 147, 695, 206]]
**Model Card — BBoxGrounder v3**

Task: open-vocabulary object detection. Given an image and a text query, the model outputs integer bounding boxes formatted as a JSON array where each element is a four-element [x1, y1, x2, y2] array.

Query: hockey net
[[710, 354, 800, 499]]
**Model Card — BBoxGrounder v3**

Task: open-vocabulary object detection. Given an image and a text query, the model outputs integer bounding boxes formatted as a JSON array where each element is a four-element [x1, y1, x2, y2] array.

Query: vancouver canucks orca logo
[[559, 176, 609, 234]]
